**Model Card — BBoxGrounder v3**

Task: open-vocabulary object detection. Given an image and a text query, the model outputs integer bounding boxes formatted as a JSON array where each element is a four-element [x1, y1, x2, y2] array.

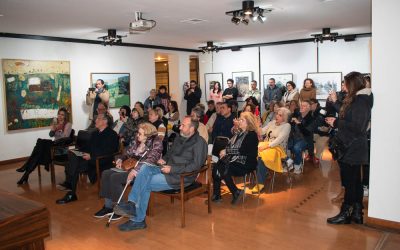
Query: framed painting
[[90, 73, 130, 108], [263, 73, 293, 90], [231, 71, 253, 102], [204, 72, 223, 101], [2, 59, 72, 131], [307, 72, 342, 100]]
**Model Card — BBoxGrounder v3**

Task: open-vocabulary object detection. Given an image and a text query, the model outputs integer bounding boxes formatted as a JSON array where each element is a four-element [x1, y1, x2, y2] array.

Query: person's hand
[[82, 153, 91, 160], [127, 169, 138, 182], [329, 91, 338, 103], [258, 144, 269, 151], [219, 149, 226, 158], [233, 118, 240, 128], [325, 117, 336, 127], [161, 165, 171, 174], [121, 116, 128, 123], [115, 159, 122, 169], [157, 159, 166, 165], [292, 118, 300, 124]]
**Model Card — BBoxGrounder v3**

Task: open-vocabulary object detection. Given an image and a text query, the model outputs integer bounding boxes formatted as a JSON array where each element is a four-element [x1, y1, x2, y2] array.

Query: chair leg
[[253, 171, 261, 198], [170, 197, 174, 204], [50, 163, 56, 185], [270, 171, 276, 193], [180, 191, 185, 228], [37, 164, 41, 177]]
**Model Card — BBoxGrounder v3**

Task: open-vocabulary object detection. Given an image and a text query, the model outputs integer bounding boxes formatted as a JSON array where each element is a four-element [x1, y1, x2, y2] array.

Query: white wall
[[0, 38, 192, 161], [369, 0, 400, 222]]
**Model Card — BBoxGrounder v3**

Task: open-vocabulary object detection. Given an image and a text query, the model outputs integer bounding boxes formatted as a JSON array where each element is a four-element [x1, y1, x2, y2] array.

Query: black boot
[[17, 171, 30, 185], [16, 164, 27, 172], [351, 203, 364, 224], [327, 204, 352, 224]]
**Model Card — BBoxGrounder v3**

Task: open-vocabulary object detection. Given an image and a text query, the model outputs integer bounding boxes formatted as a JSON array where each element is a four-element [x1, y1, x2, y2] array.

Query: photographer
[[86, 79, 110, 123]]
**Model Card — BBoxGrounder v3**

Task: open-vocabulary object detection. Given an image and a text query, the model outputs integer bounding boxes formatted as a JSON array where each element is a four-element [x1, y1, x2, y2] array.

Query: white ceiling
[[0, 0, 371, 49]]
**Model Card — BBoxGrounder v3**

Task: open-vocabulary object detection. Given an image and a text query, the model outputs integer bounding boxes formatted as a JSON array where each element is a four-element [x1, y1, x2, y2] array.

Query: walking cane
[[105, 150, 148, 228]]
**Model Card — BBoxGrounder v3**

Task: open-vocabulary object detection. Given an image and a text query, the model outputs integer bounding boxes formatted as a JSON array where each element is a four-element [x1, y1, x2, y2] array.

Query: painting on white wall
[[231, 71, 253, 102], [307, 72, 342, 100], [90, 73, 130, 108], [204, 72, 223, 101], [263, 73, 293, 91]]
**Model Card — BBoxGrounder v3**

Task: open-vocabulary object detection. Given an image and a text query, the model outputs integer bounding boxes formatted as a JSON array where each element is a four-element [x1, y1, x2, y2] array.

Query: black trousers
[[212, 161, 251, 196], [65, 152, 89, 195], [24, 138, 53, 172], [339, 162, 363, 205], [99, 169, 129, 202]]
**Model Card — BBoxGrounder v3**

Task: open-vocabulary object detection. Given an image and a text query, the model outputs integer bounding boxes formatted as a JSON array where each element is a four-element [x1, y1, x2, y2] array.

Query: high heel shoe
[[17, 172, 30, 185], [16, 165, 27, 172]]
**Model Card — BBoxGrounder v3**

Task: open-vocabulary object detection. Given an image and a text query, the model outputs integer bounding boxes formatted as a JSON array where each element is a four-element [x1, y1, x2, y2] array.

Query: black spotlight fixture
[[98, 29, 127, 46], [199, 41, 220, 53], [311, 28, 339, 43], [226, 1, 272, 25]]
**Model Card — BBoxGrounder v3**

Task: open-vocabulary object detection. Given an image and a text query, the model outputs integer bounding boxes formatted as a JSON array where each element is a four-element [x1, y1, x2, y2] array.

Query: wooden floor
[[1, 157, 399, 250]]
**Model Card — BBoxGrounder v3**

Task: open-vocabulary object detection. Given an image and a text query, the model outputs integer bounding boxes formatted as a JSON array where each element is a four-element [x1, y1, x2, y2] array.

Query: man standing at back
[[114, 116, 208, 231], [184, 80, 202, 115], [263, 78, 282, 107]]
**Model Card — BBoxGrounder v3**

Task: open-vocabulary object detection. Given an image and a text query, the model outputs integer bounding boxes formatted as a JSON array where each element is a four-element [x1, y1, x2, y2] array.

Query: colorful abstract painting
[[90, 73, 130, 108], [2, 59, 71, 131]]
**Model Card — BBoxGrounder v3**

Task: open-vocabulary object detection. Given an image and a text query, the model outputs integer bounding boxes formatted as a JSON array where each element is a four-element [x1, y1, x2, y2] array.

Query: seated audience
[[56, 113, 119, 204], [157, 85, 171, 112], [94, 123, 163, 220], [212, 112, 259, 204], [148, 108, 166, 140], [165, 100, 180, 127], [16, 107, 72, 184], [191, 106, 209, 142], [288, 101, 315, 174], [113, 116, 207, 231], [262, 101, 284, 127], [123, 107, 145, 146], [144, 89, 161, 112], [112, 105, 131, 143], [211, 102, 235, 141], [310, 99, 330, 164], [251, 107, 292, 193], [206, 102, 222, 134], [205, 100, 216, 124], [87, 102, 112, 129]]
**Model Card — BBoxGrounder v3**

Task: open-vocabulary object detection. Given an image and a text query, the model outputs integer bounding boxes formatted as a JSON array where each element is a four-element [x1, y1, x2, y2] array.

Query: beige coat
[[86, 90, 110, 120]]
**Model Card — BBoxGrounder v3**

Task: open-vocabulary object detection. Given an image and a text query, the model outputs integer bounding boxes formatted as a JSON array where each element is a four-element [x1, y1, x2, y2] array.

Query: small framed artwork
[[307, 72, 342, 100], [90, 73, 130, 108], [263, 73, 293, 90], [231, 71, 253, 101], [204, 72, 223, 101]]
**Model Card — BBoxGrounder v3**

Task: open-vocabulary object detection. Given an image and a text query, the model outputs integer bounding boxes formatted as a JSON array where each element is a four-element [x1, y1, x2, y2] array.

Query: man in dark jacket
[[184, 80, 202, 115], [262, 78, 282, 107], [114, 116, 208, 231], [289, 100, 316, 173], [211, 102, 235, 141], [56, 113, 119, 204]]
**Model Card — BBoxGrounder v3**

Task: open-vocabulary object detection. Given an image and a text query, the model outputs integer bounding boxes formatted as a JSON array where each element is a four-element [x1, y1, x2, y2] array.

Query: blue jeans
[[256, 158, 269, 185], [288, 139, 307, 165], [127, 164, 173, 222]]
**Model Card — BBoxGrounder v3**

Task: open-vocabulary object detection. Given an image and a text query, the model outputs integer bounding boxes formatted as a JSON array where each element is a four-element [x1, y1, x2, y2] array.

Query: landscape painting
[[232, 71, 253, 102], [307, 72, 342, 100], [2, 59, 72, 131], [90, 73, 130, 108]]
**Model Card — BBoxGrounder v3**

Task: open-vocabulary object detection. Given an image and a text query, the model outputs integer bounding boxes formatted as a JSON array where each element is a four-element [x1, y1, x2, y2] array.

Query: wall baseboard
[[366, 216, 400, 233], [0, 157, 28, 166]]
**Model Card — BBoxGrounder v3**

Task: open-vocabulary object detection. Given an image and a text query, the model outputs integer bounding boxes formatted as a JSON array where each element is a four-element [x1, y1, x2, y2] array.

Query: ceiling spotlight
[[311, 28, 339, 43], [226, 1, 272, 25], [98, 29, 126, 46], [199, 41, 220, 53]]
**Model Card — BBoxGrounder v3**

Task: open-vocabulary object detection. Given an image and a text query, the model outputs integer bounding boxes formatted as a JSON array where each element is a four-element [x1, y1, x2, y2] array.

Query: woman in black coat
[[325, 71, 373, 225], [212, 112, 259, 205]]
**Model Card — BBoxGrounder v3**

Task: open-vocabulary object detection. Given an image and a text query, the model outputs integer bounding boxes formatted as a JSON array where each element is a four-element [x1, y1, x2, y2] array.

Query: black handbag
[[328, 135, 358, 161]]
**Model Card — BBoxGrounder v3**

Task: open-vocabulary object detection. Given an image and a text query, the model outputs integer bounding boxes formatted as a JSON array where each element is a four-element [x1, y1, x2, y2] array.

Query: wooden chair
[[147, 155, 212, 228], [37, 129, 76, 185]]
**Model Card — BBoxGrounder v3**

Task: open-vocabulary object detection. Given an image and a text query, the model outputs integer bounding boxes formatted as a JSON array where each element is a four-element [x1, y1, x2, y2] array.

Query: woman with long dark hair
[[16, 107, 72, 184], [325, 71, 373, 225], [209, 81, 223, 103]]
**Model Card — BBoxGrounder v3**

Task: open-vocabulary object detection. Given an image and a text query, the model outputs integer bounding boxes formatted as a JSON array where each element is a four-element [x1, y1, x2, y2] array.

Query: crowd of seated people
[[15, 74, 373, 231]]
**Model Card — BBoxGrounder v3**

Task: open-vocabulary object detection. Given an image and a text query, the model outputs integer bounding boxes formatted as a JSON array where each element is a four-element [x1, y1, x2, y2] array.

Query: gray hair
[[277, 107, 291, 123]]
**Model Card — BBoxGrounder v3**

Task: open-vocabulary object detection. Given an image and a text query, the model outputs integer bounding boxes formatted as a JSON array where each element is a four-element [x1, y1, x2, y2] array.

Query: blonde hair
[[240, 112, 258, 132], [154, 107, 164, 119], [132, 106, 144, 118], [138, 122, 158, 137], [277, 107, 291, 123]]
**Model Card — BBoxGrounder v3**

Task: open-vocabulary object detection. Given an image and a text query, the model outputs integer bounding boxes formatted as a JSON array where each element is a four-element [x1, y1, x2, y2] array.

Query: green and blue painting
[[90, 73, 130, 108]]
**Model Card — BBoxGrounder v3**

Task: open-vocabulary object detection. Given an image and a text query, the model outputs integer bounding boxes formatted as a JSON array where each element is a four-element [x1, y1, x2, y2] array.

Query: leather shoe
[[231, 189, 244, 205], [118, 220, 147, 231], [113, 201, 136, 217], [56, 191, 77, 204]]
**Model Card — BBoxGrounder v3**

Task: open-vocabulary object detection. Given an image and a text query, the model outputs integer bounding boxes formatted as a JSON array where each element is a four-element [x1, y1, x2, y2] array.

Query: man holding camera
[[86, 79, 110, 123]]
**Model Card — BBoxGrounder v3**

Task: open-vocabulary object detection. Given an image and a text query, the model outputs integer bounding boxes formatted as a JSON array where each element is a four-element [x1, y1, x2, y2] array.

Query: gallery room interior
[[0, 0, 399, 249]]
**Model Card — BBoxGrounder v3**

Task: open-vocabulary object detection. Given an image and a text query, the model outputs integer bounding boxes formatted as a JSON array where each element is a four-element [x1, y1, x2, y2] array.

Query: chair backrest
[[212, 136, 230, 157], [76, 129, 94, 152]]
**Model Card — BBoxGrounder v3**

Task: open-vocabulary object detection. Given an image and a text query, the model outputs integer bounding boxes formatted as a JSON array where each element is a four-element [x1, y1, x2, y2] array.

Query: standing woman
[[86, 79, 110, 123], [299, 78, 316, 103], [16, 107, 72, 184], [212, 112, 259, 205], [282, 81, 299, 104], [209, 81, 223, 103], [325, 71, 373, 225]]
